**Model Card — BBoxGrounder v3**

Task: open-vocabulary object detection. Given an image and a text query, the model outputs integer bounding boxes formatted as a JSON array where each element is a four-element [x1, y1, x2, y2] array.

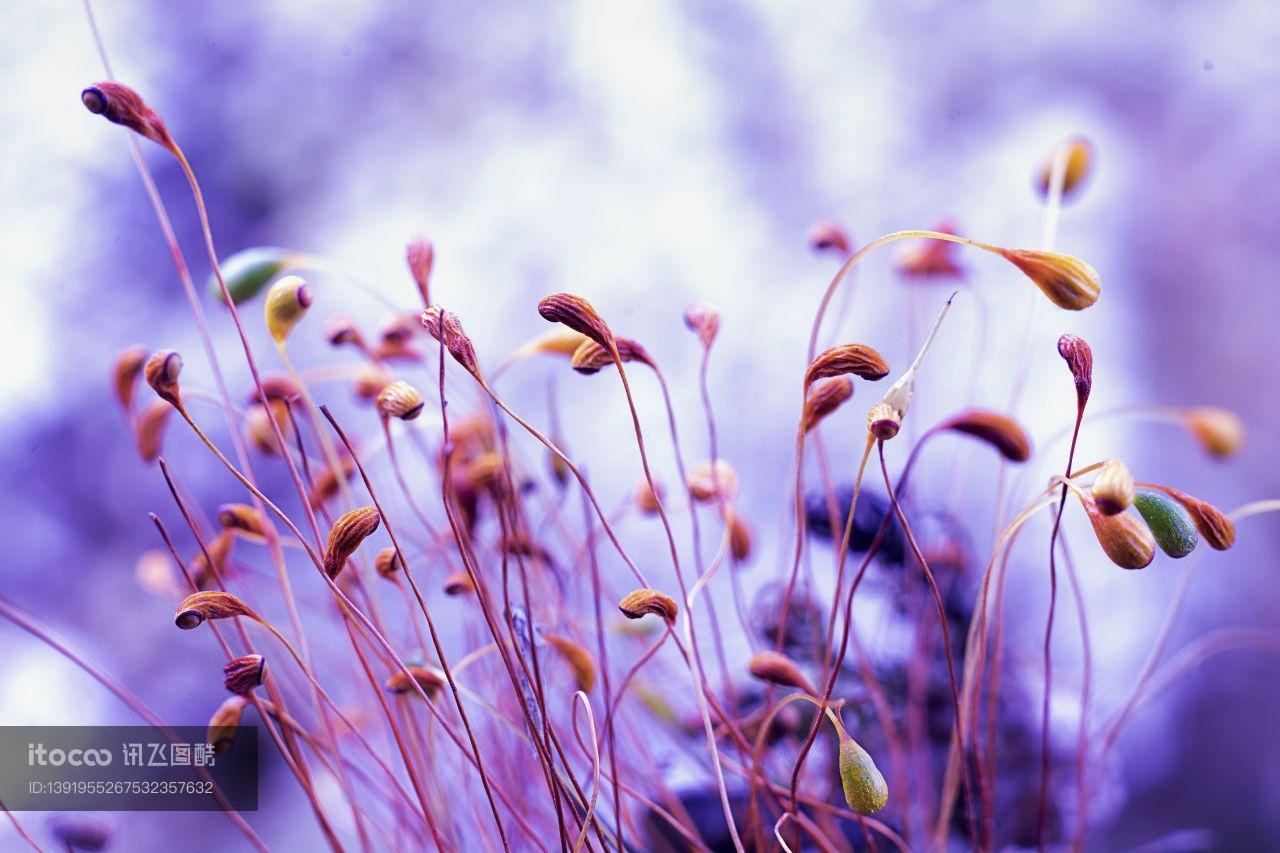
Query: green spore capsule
[[209, 247, 296, 305], [1132, 489, 1199, 558], [838, 734, 889, 816]]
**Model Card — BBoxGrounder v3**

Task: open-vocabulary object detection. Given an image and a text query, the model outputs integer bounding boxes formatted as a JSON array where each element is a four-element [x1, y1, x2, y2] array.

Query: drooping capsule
[[264, 275, 313, 344], [210, 247, 298, 305], [1132, 489, 1199, 558], [1183, 407, 1245, 458], [838, 733, 889, 816], [996, 248, 1101, 311], [1079, 495, 1155, 569]]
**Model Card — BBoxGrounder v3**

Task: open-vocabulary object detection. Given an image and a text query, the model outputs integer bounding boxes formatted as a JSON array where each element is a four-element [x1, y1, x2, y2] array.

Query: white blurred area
[[2, 0, 1278, 847]]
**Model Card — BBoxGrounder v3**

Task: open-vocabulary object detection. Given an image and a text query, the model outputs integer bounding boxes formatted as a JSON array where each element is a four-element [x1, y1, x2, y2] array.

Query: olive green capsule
[[838, 733, 888, 816], [1132, 489, 1199, 558], [209, 247, 298, 305]]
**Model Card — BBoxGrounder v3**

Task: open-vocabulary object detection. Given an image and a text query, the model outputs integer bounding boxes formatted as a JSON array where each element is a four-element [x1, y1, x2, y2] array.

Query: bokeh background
[[3, 0, 1278, 849]]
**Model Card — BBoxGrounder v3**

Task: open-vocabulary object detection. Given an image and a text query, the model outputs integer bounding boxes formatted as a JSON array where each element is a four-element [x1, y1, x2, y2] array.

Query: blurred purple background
[[2, 0, 1278, 848]]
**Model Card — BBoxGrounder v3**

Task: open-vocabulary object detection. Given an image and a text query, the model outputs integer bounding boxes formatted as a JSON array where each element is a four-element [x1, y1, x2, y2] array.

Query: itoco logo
[[27, 743, 113, 767]]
